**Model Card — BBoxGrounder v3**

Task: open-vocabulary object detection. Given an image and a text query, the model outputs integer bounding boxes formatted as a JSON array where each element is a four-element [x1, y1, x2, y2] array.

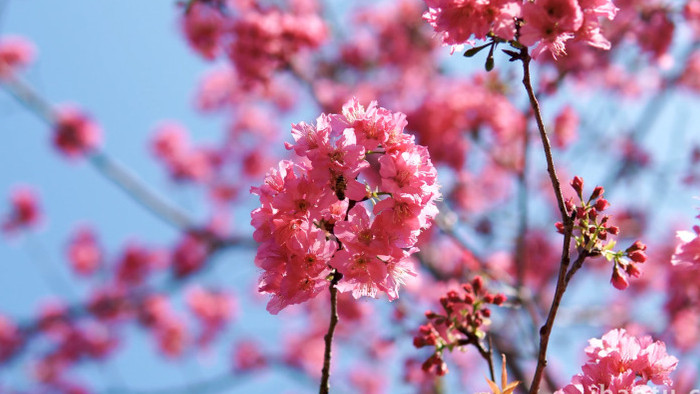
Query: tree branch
[[1, 75, 196, 230], [519, 48, 580, 394], [319, 270, 341, 394]]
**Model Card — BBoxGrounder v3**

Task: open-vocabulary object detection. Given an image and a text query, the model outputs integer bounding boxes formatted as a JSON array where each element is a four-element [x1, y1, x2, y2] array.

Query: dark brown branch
[[520, 50, 569, 225], [519, 47, 580, 394], [319, 271, 341, 394]]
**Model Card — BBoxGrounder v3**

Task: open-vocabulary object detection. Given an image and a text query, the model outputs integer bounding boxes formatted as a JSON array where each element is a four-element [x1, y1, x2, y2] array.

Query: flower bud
[[611, 266, 629, 290], [590, 186, 604, 200], [628, 250, 647, 263], [576, 207, 587, 219], [492, 293, 506, 305], [595, 198, 610, 212], [425, 310, 438, 319], [565, 198, 575, 213], [626, 241, 646, 253], [472, 276, 483, 293], [555, 222, 565, 234], [463, 293, 475, 305], [626, 262, 641, 277], [571, 176, 584, 196]]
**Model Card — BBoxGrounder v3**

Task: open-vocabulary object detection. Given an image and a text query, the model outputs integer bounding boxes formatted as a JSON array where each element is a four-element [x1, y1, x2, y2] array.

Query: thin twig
[[519, 47, 579, 394], [520, 50, 569, 224], [319, 270, 341, 394]]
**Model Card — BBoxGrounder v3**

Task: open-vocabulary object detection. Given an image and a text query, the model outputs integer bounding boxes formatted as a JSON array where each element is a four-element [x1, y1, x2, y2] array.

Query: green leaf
[[485, 55, 495, 72], [463, 43, 490, 57]]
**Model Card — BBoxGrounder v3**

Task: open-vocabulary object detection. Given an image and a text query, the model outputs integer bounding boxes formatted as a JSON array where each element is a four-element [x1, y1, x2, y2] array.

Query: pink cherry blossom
[[671, 226, 700, 267], [2, 186, 41, 235], [66, 226, 102, 276], [557, 329, 678, 392], [0, 35, 35, 78], [53, 106, 101, 158], [251, 98, 440, 313]]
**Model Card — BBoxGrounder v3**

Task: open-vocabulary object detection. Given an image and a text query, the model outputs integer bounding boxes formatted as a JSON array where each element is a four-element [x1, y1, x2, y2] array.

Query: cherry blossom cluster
[[412, 276, 506, 376], [181, 0, 327, 86], [557, 176, 647, 290], [557, 328, 678, 393], [251, 98, 441, 314], [423, 0, 618, 58]]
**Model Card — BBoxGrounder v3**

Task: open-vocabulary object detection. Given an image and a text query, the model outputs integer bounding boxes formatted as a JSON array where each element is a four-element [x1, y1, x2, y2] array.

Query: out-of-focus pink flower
[[151, 122, 217, 183], [66, 226, 101, 276], [182, 2, 226, 60], [2, 186, 41, 235], [172, 232, 211, 278], [553, 105, 579, 148], [53, 106, 102, 158], [186, 286, 236, 347], [283, 331, 325, 378], [0, 315, 22, 363], [232, 339, 266, 372], [680, 51, 700, 93], [155, 317, 188, 358], [672, 226, 700, 267], [685, 0, 700, 38], [0, 35, 35, 78], [115, 243, 155, 286], [349, 366, 386, 394], [229, 7, 327, 85]]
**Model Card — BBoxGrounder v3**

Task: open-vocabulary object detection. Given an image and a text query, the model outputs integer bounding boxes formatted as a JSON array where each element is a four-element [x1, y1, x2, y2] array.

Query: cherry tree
[[1, 0, 700, 392]]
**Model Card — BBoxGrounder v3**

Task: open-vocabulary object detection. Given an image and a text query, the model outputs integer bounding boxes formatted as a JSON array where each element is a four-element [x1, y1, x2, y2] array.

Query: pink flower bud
[[628, 250, 647, 263], [555, 222, 565, 234], [576, 207, 587, 219], [492, 293, 506, 305], [595, 198, 610, 212], [472, 276, 483, 293], [611, 266, 629, 290], [565, 198, 575, 213], [627, 241, 647, 252], [463, 293, 475, 305], [625, 262, 641, 277], [571, 176, 584, 196], [590, 186, 604, 200]]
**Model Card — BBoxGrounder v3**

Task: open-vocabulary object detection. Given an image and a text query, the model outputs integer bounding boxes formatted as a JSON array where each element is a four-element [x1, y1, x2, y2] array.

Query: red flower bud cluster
[[557, 176, 647, 290], [611, 241, 647, 290], [557, 177, 619, 249], [413, 276, 506, 376]]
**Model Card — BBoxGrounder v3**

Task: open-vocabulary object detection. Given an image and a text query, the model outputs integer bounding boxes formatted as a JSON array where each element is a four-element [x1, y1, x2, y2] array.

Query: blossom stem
[[520, 49, 568, 222], [319, 270, 341, 394], [520, 48, 579, 394]]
